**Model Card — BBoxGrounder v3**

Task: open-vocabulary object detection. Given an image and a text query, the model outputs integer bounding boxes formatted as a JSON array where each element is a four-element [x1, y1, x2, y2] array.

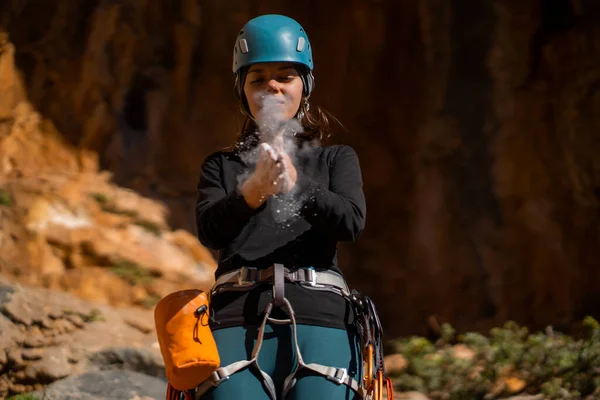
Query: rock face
[[0, 166, 216, 308], [1, 1, 600, 337], [0, 6, 217, 310], [0, 278, 167, 398]]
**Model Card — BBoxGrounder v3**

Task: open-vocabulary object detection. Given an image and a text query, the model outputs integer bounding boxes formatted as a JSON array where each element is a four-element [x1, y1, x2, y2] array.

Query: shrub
[[390, 317, 600, 399]]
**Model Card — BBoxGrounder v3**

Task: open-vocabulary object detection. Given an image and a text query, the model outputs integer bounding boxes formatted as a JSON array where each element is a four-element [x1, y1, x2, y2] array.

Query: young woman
[[195, 14, 367, 400]]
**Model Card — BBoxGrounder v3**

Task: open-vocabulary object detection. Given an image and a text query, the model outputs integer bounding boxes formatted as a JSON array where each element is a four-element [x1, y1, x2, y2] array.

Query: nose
[[265, 79, 281, 93]]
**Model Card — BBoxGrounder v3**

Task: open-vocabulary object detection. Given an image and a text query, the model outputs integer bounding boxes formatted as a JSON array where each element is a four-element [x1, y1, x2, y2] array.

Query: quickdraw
[[350, 290, 394, 400]]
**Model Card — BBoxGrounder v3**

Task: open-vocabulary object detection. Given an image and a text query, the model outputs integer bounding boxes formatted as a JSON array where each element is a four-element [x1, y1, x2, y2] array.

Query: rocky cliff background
[[1, 0, 599, 345]]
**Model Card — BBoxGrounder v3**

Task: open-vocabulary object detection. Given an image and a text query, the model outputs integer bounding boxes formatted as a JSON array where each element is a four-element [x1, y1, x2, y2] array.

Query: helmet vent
[[239, 39, 249, 54], [296, 37, 306, 52]]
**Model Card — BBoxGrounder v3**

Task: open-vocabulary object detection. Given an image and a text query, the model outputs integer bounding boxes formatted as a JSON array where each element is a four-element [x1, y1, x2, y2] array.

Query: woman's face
[[243, 62, 304, 121]]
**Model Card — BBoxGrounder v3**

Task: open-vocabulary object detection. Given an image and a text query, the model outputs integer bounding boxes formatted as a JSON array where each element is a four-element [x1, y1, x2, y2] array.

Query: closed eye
[[250, 76, 295, 84]]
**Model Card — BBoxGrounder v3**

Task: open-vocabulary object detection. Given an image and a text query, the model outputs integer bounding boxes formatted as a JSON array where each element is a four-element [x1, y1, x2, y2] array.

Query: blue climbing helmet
[[232, 14, 315, 99]]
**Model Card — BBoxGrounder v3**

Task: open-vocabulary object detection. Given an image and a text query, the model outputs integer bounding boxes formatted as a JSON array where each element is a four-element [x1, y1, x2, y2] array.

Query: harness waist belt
[[212, 266, 350, 295]]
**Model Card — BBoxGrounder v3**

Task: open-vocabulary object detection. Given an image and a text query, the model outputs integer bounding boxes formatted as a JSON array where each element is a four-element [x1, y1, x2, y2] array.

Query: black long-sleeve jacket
[[195, 144, 366, 329]]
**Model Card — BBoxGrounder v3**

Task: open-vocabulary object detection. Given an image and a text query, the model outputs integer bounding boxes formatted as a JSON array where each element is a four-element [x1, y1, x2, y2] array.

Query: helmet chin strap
[[300, 70, 315, 98]]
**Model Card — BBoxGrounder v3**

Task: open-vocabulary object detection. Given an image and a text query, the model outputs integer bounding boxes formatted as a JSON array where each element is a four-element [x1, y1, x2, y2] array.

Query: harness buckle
[[304, 267, 317, 286], [211, 368, 230, 385], [237, 266, 257, 286], [326, 367, 348, 385]]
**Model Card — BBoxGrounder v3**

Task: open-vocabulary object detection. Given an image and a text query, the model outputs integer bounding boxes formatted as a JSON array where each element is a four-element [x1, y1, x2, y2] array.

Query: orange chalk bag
[[153, 289, 220, 399]]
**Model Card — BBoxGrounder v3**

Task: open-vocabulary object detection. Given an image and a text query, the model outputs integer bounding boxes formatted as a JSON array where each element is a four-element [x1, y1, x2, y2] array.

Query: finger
[[269, 173, 284, 192], [278, 172, 290, 192], [275, 173, 286, 188], [257, 147, 271, 166], [268, 167, 283, 184], [267, 148, 279, 163], [277, 157, 286, 173], [257, 144, 272, 162], [261, 143, 279, 162]]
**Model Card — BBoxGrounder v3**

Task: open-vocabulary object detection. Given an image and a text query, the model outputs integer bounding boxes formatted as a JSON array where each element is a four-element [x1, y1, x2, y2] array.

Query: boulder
[[38, 370, 167, 400], [0, 281, 165, 396]]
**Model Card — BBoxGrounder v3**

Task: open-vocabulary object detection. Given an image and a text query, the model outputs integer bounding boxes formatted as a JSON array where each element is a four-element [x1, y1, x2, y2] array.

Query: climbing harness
[[191, 263, 393, 400]]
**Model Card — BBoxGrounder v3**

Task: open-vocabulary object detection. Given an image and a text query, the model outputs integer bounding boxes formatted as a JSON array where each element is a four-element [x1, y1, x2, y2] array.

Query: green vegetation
[[100, 203, 138, 218], [133, 217, 162, 236], [110, 260, 156, 285], [7, 394, 38, 400], [0, 187, 13, 206], [89, 192, 138, 217], [90, 192, 163, 235], [83, 308, 105, 323], [63, 307, 105, 323], [390, 317, 600, 399], [139, 293, 162, 309], [89, 192, 108, 205]]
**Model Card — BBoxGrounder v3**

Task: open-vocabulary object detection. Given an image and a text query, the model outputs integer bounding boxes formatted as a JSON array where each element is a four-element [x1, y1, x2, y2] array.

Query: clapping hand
[[240, 140, 297, 209]]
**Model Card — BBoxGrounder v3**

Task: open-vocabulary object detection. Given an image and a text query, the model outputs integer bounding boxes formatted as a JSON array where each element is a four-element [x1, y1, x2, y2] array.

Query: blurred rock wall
[[2, 0, 600, 336]]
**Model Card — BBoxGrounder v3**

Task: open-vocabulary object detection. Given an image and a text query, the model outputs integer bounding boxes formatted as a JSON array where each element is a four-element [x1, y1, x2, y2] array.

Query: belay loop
[[350, 290, 394, 400]]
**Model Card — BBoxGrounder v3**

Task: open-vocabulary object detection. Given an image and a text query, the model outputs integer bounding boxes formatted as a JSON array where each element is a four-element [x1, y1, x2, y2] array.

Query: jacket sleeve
[[297, 145, 367, 241], [195, 153, 260, 250]]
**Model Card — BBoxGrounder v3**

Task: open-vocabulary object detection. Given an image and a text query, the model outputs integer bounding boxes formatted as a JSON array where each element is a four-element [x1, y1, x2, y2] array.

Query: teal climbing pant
[[200, 323, 362, 400]]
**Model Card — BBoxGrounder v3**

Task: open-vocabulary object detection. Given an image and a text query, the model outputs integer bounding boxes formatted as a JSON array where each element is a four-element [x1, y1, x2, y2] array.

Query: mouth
[[258, 103, 286, 114], [261, 99, 285, 105], [257, 93, 286, 105]]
